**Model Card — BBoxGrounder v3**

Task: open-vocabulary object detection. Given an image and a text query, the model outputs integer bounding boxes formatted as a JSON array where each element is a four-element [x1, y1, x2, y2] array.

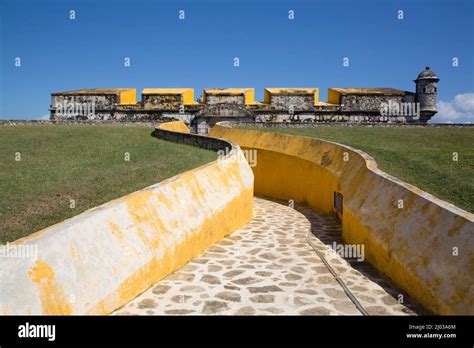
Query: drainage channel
[[306, 231, 369, 315]]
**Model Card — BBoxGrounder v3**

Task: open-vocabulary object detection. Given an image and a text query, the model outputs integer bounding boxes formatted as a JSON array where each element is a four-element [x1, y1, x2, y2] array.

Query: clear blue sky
[[0, 0, 473, 119]]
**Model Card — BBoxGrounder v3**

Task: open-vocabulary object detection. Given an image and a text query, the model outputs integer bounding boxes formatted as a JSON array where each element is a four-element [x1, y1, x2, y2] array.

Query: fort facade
[[50, 67, 439, 134]]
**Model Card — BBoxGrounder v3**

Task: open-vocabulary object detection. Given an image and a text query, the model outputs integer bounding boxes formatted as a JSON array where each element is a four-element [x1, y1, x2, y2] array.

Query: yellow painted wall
[[263, 89, 271, 104], [327, 89, 341, 105], [181, 89, 195, 105], [246, 148, 339, 214], [158, 121, 190, 133], [314, 89, 319, 105], [244, 89, 255, 105], [210, 124, 474, 315], [0, 124, 253, 315], [119, 89, 137, 105]]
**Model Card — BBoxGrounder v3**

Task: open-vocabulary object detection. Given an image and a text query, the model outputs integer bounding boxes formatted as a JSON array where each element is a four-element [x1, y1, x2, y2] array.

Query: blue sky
[[0, 0, 473, 121]]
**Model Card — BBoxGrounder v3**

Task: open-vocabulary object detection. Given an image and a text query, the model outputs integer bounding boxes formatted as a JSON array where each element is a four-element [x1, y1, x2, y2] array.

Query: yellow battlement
[[51, 88, 137, 105], [203, 88, 255, 105], [264, 88, 319, 105], [328, 88, 413, 105], [142, 88, 195, 105]]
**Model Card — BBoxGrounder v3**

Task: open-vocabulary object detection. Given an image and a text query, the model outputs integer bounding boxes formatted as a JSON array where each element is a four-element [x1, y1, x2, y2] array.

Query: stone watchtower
[[414, 67, 439, 122]]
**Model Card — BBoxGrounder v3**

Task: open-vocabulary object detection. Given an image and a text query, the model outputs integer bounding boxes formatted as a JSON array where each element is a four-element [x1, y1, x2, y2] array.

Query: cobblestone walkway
[[113, 197, 423, 315]]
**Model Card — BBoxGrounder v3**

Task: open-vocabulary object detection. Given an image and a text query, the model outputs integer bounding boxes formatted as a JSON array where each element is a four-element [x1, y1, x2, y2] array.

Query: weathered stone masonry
[[50, 67, 439, 133]]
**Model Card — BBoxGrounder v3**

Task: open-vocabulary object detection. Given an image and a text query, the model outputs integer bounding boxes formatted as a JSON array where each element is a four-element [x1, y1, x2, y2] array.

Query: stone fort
[[50, 67, 439, 134]]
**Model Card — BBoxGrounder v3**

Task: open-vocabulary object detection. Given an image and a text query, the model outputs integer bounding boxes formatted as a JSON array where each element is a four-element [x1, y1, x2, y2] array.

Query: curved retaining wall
[[210, 123, 474, 315], [0, 122, 253, 315], [153, 121, 233, 151]]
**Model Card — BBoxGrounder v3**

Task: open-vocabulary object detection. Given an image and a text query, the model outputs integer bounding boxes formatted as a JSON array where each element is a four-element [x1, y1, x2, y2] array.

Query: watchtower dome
[[414, 67, 439, 122]]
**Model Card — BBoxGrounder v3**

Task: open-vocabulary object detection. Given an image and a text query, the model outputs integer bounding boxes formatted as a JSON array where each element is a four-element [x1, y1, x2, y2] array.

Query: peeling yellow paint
[[28, 260, 73, 315], [89, 184, 252, 315], [108, 222, 124, 240], [68, 242, 77, 259]]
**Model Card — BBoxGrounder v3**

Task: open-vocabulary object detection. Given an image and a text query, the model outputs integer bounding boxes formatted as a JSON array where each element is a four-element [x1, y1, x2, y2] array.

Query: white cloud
[[430, 93, 474, 124], [38, 114, 50, 120]]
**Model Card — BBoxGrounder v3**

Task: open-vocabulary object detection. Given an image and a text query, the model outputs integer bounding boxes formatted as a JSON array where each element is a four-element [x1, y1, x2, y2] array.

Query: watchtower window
[[423, 87, 426, 93], [434, 87, 437, 92]]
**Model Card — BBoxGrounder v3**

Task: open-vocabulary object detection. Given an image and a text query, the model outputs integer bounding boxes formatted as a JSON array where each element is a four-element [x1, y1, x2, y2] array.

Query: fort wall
[[50, 82, 437, 129]]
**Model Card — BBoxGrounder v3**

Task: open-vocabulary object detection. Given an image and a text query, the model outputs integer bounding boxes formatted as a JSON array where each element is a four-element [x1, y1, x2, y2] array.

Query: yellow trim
[[264, 89, 271, 104], [327, 89, 341, 105], [119, 89, 137, 105], [245, 89, 255, 105]]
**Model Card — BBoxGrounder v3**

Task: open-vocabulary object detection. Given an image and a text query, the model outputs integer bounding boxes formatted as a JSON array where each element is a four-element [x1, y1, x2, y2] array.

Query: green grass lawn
[[246, 126, 474, 213], [0, 125, 217, 244]]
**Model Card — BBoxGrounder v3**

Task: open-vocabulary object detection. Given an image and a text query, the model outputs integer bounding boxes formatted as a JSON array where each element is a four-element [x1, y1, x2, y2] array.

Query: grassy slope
[[249, 126, 473, 213], [0, 125, 216, 243]]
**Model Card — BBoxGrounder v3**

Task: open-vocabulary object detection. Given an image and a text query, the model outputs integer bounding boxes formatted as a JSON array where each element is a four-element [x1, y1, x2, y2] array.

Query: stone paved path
[[113, 197, 423, 315]]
